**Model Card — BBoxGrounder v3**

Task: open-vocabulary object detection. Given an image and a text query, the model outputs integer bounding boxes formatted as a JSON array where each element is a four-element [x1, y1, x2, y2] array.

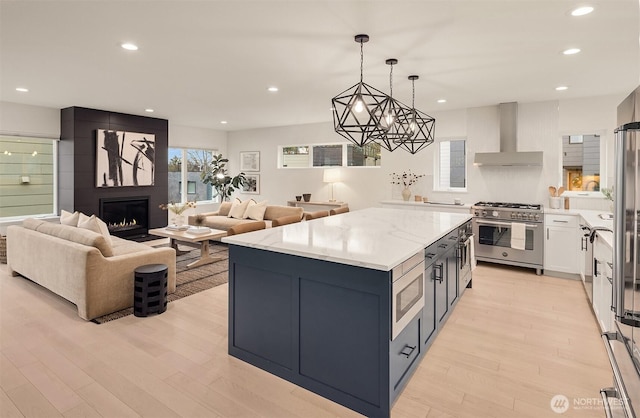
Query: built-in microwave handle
[[475, 220, 538, 228], [601, 332, 633, 417]]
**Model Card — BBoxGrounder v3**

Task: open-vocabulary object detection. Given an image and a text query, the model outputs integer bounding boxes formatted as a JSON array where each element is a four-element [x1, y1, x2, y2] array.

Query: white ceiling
[[1, 1, 638, 132]]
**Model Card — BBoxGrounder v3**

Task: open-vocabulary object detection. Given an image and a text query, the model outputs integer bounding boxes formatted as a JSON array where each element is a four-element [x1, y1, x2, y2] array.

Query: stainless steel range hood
[[473, 102, 543, 167]]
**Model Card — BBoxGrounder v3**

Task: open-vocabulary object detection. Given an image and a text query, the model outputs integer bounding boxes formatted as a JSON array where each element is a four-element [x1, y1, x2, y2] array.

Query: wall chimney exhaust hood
[[473, 102, 543, 166]]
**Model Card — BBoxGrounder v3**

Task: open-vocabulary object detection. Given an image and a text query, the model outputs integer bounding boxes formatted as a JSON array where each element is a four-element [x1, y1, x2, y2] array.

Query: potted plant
[[201, 154, 246, 201]]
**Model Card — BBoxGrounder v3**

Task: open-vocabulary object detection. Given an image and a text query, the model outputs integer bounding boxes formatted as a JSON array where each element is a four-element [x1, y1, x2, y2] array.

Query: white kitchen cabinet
[[592, 233, 614, 332], [544, 214, 580, 274]]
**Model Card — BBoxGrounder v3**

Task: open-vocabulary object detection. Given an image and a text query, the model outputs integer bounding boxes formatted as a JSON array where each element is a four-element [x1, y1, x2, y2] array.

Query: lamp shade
[[323, 168, 342, 183]]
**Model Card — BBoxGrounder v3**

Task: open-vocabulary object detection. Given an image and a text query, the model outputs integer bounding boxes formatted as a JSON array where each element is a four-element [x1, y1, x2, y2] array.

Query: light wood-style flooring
[[0, 259, 612, 417]]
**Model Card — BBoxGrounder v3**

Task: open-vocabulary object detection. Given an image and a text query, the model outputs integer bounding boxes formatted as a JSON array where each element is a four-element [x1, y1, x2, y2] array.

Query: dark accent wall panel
[[59, 106, 168, 229]]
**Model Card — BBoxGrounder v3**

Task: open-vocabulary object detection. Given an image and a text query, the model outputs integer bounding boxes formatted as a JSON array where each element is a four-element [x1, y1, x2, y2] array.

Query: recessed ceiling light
[[267, 86, 279, 92], [16, 87, 28, 92], [556, 86, 569, 91], [144, 108, 154, 113], [220, 121, 228, 124], [563, 48, 581, 55], [437, 99, 447, 103], [571, 6, 594, 16], [121, 43, 138, 51]]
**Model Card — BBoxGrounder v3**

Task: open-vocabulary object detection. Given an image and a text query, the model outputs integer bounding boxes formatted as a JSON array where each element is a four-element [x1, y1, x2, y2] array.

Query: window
[[347, 143, 381, 166], [279, 142, 381, 168], [312, 145, 342, 167], [562, 134, 600, 191], [435, 139, 466, 191], [168, 148, 216, 203], [0, 135, 56, 218], [282, 146, 309, 168]]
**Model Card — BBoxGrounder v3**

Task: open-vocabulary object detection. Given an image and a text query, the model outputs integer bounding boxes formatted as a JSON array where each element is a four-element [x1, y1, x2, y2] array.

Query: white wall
[[0, 101, 60, 138], [226, 95, 623, 211]]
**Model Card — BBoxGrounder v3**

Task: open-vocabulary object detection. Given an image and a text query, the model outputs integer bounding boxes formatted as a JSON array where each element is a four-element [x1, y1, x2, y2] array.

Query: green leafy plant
[[200, 154, 246, 201], [601, 186, 614, 201]]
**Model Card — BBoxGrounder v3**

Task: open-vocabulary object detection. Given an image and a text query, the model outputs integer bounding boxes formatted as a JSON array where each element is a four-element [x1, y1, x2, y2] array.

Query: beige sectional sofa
[[188, 201, 303, 232], [7, 218, 176, 321]]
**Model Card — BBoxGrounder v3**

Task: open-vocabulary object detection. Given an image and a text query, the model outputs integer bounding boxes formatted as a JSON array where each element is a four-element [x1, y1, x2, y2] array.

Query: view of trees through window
[[280, 142, 381, 168], [168, 148, 216, 202]]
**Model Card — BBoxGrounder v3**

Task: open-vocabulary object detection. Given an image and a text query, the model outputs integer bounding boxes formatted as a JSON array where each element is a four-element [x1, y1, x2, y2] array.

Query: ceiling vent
[[473, 102, 543, 166]]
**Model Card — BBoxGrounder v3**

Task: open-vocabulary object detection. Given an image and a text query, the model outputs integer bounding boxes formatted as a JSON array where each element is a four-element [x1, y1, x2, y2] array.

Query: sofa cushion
[[23, 218, 46, 230], [34, 222, 114, 257], [202, 216, 256, 231], [78, 215, 113, 245], [60, 210, 80, 226], [109, 235, 155, 256], [245, 200, 268, 221], [229, 199, 251, 219], [264, 205, 304, 221], [218, 201, 233, 216]]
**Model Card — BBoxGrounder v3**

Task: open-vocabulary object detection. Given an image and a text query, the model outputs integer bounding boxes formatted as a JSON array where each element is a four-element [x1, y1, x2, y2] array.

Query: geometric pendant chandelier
[[394, 75, 436, 154], [332, 34, 436, 154], [370, 58, 413, 152], [331, 34, 392, 147]]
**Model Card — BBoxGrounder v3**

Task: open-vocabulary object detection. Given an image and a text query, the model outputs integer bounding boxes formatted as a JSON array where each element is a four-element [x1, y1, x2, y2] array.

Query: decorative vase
[[401, 187, 411, 201], [172, 214, 185, 226]]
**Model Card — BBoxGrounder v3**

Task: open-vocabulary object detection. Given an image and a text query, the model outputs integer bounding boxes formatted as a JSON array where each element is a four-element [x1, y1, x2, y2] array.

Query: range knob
[[482, 210, 487, 217], [492, 211, 499, 217], [511, 213, 517, 219], [517, 213, 523, 219], [535, 214, 540, 221]]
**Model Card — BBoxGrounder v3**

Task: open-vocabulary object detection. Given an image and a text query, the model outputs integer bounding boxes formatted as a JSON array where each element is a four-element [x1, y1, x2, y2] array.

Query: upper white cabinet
[[544, 214, 580, 274]]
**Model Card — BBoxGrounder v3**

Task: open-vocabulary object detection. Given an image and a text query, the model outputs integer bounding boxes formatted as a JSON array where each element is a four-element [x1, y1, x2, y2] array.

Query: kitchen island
[[223, 207, 472, 417]]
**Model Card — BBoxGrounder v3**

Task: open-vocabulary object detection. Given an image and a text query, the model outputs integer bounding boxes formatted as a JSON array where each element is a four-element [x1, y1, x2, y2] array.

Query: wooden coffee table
[[148, 227, 227, 268]]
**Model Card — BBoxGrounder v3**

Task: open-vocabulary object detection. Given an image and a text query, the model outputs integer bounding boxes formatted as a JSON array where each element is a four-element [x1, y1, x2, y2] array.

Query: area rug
[[92, 243, 229, 324]]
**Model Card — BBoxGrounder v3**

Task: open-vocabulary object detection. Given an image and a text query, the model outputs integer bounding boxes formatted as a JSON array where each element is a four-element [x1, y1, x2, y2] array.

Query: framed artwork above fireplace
[[96, 129, 156, 187]]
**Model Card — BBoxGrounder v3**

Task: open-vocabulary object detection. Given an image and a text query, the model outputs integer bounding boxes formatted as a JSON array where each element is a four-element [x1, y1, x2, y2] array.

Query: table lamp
[[323, 168, 341, 202]]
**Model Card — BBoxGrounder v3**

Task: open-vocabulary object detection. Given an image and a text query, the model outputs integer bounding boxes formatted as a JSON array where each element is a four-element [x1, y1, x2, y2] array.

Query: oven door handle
[[475, 220, 539, 228]]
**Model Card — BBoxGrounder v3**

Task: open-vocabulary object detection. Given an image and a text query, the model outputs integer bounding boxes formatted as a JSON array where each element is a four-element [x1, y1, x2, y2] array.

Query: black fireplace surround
[[99, 196, 149, 239]]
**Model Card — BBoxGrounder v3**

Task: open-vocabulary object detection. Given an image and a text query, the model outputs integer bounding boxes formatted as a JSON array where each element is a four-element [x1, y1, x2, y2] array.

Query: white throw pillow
[[244, 200, 268, 221], [60, 210, 80, 226], [228, 199, 251, 219], [78, 212, 91, 225], [78, 215, 113, 245]]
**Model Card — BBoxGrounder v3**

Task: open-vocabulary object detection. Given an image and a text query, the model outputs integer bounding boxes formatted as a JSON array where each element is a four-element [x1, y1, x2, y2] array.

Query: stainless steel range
[[471, 201, 544, 275]]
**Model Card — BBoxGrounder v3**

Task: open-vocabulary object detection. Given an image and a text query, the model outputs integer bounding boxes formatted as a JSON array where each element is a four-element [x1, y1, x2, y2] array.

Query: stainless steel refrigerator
[[603, 86, 640, 417]]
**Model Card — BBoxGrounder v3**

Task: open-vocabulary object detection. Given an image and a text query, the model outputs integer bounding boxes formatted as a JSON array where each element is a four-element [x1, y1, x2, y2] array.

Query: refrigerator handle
[[601, 332, 633, 416], [612, 127, 626, 321]]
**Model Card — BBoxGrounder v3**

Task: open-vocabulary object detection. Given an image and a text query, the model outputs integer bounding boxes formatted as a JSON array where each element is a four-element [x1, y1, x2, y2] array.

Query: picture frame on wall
[[242, 174, 260, 194], [240, 151, 260, 172], [95, 129, 155, 187]]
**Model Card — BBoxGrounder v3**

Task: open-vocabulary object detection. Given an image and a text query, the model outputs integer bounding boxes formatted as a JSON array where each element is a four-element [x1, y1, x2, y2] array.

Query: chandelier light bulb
[[216, 173, 225, 179], [354, 98, 364, 113]]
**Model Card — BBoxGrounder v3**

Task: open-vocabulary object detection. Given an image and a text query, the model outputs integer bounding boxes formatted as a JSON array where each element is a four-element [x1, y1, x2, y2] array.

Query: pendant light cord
[[389, 62, 394, 98], [359, 40, 364, 83], [412, 78, 416, 107]]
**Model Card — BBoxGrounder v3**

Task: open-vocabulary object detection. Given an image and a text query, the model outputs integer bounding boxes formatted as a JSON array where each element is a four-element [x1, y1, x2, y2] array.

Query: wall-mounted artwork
[[242, 174, 260, 194], [240, 151, 260, 172], [96, 130, 155, 187]]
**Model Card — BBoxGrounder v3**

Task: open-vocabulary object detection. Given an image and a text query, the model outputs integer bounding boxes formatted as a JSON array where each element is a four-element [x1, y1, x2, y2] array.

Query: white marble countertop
[[380, 200, 472, 210], [223, 207, 472, 271], [545, 208, 613, 248]]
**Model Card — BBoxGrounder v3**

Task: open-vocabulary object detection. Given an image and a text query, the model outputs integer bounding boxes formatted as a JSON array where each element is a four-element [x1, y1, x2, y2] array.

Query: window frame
[[168, 147, 218, 204], [0, 135, 58, 221], [559, 129, 608, 198], [433, 138, 467, 193], [278, 142, 381, 169]]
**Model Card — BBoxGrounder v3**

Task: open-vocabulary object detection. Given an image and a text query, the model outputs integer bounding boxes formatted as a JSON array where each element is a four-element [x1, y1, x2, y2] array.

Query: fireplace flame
[[108, 218, 138, 229]]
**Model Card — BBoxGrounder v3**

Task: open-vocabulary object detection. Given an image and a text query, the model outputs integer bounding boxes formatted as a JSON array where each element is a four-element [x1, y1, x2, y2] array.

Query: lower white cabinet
[[544, 214, 580, 274], [592, 233, 614, 332]]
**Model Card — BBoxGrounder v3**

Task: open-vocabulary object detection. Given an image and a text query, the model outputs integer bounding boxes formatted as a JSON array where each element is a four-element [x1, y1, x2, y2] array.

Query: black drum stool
[[133, 264, 168, 317]]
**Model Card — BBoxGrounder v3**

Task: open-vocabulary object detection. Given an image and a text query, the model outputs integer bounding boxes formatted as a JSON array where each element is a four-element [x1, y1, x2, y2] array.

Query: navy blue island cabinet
[[226, 208, 472, 417]]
